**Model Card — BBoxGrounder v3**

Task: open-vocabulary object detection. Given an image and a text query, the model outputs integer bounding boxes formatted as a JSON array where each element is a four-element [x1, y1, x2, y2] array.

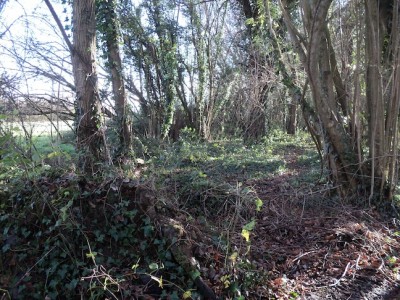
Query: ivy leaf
[[60, 200, 73, 222], [149, 262, 159, 270], [243, 219, 256, 231], [189, 269, 200, 280], [241, 229, 250, 243], [183, 290, 192, 299], [255, 198, 263, 212]]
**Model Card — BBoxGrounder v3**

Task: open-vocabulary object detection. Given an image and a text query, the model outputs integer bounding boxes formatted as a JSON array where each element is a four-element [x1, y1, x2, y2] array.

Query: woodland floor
[[149, 139, 400, 299], [1, 136, 400, 299], [233, 147, 400, 299]]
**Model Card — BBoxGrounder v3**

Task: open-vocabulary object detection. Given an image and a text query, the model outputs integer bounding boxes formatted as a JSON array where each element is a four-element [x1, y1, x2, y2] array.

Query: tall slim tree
[[72, 0, 108, 171], [97, 0, 131, 157]]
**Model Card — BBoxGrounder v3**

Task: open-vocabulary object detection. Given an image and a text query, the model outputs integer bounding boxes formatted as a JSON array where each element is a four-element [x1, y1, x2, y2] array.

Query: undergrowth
[[0, 129, 321, 299]]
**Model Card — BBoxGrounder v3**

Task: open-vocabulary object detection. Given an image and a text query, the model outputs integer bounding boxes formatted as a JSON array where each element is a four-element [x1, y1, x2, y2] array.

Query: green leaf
[[243, 219, 256, 231], [255, 198, 263, 212], [241, 229, 250, 243], [183, 290, 192, 299], [189, 269, 201, 280], [2, 243, 10, 253], [149, 262, 159, 270], [245, 17, 255, 26], [86, 251, 97, 260], [229, 251, 238, 262], [198, 171, 207, 178], [143, 224, 154, 237], [60, 200, 73, 222]]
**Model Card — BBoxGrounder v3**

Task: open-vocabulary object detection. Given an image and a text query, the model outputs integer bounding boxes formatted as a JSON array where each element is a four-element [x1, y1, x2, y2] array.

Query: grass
[[139, 131, 321, 221], [150, 130, 318, 184], [1, 120, 75, 160]]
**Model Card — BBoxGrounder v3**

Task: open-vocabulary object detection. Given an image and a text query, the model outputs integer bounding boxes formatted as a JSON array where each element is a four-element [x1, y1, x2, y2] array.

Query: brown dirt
[[238, 148, 400, 299]]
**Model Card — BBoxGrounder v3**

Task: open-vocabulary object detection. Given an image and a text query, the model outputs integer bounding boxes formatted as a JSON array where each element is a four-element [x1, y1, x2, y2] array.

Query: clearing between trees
[[1, 132, 399, 299]]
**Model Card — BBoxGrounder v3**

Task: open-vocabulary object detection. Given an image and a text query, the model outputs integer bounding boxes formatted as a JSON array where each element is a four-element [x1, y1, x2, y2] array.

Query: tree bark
[[306, 0, 358, 192], [72, 0, 108, 172], [279, 0, 400, 201], [365, 0, 386, 198], [99, 0, 131, 157]]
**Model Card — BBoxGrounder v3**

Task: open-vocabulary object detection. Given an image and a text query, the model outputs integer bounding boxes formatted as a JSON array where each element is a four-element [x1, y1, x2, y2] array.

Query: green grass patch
[[143, 131, 319, 217], [150, 130, 317, 182]]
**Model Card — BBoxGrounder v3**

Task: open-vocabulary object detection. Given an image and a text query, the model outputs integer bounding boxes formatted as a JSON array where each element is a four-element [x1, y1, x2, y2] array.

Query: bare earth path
[[245, 146, 400, 299]]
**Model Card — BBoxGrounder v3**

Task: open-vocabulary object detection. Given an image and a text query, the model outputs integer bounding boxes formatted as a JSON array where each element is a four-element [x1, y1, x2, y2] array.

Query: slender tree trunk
[[72, 0, 108, 172], [279, 0, 400, 201], [365, 0, 386, 198], [286, 102, 296, 135], [280, 0, 359, 195], [264, 0, 300, 135], [365, 0, 400, 200], [306, 0, 358, 192], [98, 0, 131, 157]]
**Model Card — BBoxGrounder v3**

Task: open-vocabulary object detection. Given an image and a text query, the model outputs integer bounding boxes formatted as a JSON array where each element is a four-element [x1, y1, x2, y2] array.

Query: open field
[[1, 120, 75, 164], [3, 120, 74, 136]]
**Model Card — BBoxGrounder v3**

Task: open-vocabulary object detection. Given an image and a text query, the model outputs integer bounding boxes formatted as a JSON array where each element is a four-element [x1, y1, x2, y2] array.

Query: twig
[[322, 248, 330, 269], [329, 262, 351, 287], [12, 246, 56, 289], [0, 288, 11, 300], [292, 250, 318, 263], [353, 255, 361, 279]]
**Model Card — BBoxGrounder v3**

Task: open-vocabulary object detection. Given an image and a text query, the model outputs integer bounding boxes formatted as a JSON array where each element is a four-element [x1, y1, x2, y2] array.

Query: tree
[[119, 0, 179, 139], [0, 0, 7, 14], [97, 0, 131, 157], [44, 0, 110, 172], [278, 0, 400, 201], [71, 0, 109, 171], [237, 0, 304, 137], [364, 0, 400, 200]]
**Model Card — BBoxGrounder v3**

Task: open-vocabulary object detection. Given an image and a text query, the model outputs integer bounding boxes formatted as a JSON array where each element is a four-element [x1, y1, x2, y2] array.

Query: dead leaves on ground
[[246, 175, 400, 299]]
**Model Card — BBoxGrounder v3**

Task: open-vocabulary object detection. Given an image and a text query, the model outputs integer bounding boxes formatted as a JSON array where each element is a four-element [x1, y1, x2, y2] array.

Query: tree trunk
[[365, 0, 400, 200], [98, 0, 131, 157], [364, 0, 386, 199], [306, 0, 358, 193], [279, 0, 400, 201], [280, 0, 358, 196], [72, 0, 108, 172], [286, 102, 296, 135]]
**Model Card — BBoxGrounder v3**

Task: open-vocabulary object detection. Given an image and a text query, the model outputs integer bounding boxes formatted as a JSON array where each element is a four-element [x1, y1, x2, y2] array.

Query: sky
[[0, 0, 73, 96], [0, 0, 190, 111]]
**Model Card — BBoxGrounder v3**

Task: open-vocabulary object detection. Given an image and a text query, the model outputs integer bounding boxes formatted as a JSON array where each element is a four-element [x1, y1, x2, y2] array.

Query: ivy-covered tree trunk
[[237, 0, 268, 142], [72, 0, 108, 172], [97, 0, 131, 157]]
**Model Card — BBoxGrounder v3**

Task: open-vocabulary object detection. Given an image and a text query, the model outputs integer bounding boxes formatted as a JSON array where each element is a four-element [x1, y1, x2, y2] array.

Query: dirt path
[[245, 148, 400, 299]]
